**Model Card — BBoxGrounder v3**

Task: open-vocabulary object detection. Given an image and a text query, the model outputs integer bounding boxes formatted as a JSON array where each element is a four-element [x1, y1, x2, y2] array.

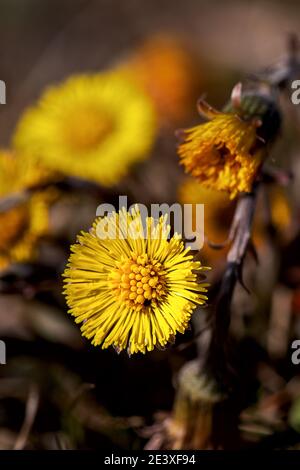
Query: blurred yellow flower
[[0, 149, 55, 195], [254, 185, 292, 244], [13, 72, 157, 186], [178, 178, 235, 262], [121, 35, 198, 125], [0, 151, 56, 270], [179, 179, 292, 265], [268, 186, 291, 231], [0, 192, 54, 270], [178, 113, 264, 199], [63, 208, 209, 355]]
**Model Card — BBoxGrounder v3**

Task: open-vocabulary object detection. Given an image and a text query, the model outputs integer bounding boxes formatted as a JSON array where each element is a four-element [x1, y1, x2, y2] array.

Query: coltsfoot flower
[[0, 150, 56, 270], [0, 192, 55, 270], [13, 71, 157, 186], [0, 149, 54, 193], [63, 208, 209, 355], [178, 93, 281, 199]]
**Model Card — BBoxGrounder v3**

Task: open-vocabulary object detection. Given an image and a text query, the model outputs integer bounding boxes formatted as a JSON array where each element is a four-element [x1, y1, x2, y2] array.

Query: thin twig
[[227, 186, 258, 265], [203, 184, 259, 386]]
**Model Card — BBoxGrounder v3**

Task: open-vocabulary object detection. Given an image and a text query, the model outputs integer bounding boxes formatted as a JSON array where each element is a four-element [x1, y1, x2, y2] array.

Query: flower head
[[63, 208, 209, 355], [0, 149, 54, 194], [13, 71, 157, 186], [0, 192, 54, 270], [178, 94, 281, 199], [0, 150, 56, 270]]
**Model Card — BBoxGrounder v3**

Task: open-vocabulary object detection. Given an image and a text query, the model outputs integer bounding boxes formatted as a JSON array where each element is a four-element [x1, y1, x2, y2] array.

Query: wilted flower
[[13, 71, 157, 186], [178, 93, 281, 199], [63, 208, 209, 355]]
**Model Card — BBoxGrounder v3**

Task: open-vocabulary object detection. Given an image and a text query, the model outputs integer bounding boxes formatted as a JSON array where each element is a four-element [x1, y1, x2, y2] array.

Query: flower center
[[110, 253, 166, 310], [64, 106, 114, 151]]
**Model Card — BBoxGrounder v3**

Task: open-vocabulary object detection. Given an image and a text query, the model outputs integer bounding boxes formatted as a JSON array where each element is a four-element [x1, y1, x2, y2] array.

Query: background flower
[[178, 178, 292, 265], [0, 149, 55, 194], [0, 150, 57, 270], [13, 71, 157, 187], [178, 177, 235, 263], [0, 192, 54, 270], [119, 34, 200, 126]]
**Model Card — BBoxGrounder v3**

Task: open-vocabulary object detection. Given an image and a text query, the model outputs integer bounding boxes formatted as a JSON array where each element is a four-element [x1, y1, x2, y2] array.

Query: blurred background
[[0, 0, 300, 450]]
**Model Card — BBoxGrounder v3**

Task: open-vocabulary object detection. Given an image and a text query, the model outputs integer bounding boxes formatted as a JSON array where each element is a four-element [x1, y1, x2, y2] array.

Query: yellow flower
[[178, 113, 264, 200], [268, 186, 291, 231], [178, 93, 281, 200], [178, 178, 235, 262], [178, 179, 291, 265], [120, 35, 198, 125], [13, 71, 157, 186], [63, 208, 209, 355], [0, 192, 54, 270], [0, 151, 56, 270], [0, 149, 54, 195], [253, 185, 292, 245]]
